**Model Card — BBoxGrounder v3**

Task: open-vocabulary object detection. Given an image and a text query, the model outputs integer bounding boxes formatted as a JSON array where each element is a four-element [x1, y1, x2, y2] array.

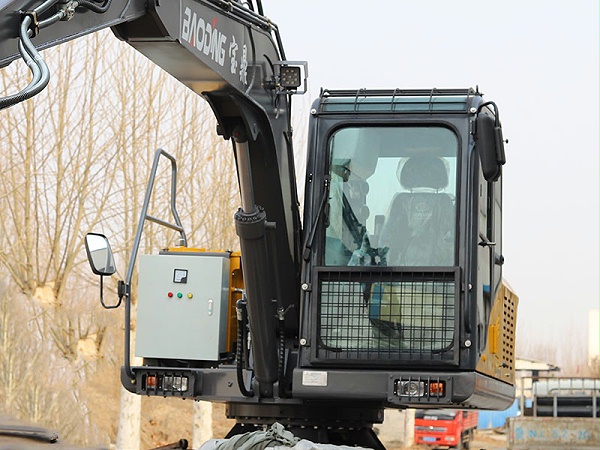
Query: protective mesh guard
[[314, 268, 458, 363]]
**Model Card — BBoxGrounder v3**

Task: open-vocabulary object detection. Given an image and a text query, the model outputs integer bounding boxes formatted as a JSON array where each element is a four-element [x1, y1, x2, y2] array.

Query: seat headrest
[[398, 155, 449, 190]]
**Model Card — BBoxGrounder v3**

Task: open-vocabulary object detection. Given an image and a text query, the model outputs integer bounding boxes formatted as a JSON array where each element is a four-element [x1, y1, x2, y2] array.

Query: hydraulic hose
[[34, 0, 60, 15], [18, 18, 50, 94], [0, 16, 50, 110], [0, 424, 59, 443], [38, 11, 65, 28], [277, 310, 286, 398], [77, 0, 113, 13], [235, 298, 254, 398], [0, 0, 60, 109], [0, 0, 113, 110], [17, 39, 42, 87]]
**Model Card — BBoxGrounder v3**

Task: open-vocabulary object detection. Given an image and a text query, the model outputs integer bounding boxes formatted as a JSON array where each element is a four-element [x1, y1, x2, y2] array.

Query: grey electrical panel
[[135, 252, 230, 361]]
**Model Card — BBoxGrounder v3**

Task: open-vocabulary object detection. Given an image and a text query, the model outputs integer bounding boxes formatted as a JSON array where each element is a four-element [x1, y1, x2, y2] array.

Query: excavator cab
[[297, 88, 517, 409], [79, 88, 517, 445]]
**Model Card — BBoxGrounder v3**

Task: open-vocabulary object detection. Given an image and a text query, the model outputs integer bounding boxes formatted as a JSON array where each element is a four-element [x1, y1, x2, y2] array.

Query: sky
[[262, 0, 599, 358]]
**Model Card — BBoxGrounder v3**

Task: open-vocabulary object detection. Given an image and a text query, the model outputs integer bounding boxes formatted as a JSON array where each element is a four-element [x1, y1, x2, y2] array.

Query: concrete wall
[[508, 417, 599, 449]]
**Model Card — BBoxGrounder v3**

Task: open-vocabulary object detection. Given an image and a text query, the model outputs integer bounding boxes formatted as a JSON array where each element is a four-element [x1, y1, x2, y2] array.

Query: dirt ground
[[469, 429, 508, 450]]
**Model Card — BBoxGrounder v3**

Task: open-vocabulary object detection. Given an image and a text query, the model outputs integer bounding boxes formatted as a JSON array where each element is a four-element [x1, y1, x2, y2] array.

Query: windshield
[[415, 409, 458, 420], [325, 126, 458, 267]]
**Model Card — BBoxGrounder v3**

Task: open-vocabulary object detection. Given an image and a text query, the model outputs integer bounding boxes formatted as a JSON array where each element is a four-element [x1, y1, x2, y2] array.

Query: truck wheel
[[452, 437, 464, 450], [463, 430, 473, 449]]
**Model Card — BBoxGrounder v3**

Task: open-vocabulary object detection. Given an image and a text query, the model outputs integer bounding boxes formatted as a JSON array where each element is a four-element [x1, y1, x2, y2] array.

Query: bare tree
[[588, 356, 599, 378], [0, 31, 119, 360], [0, 31, 126, 446], [0, 24, 245, 447]]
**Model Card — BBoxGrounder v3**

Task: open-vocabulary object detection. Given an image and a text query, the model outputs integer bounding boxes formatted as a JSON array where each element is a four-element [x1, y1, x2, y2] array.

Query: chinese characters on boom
[[181, 6, 249, 86]]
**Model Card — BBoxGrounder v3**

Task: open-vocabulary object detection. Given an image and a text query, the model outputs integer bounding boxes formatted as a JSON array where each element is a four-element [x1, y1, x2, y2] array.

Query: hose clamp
[[21, 10, 39, 37]]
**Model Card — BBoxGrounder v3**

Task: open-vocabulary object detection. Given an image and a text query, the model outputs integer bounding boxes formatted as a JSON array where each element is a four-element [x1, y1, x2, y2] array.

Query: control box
[[135, 252, 230, 361]]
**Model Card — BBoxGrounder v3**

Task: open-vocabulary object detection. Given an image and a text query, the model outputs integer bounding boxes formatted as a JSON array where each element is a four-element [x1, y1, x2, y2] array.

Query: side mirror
[[85, 233, 116, 276], [475, 102, 506, 182], [85, 233, 121, 309]]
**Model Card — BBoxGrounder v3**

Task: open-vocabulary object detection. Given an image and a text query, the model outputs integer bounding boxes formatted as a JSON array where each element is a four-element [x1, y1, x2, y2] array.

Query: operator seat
[[379, 155, 455, 267]]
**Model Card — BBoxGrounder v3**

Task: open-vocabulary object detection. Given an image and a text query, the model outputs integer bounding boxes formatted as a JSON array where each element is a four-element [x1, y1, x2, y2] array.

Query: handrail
[[317, 87, 477, 115], [124, 147, 187, 380], [320, 87, 476, 99]]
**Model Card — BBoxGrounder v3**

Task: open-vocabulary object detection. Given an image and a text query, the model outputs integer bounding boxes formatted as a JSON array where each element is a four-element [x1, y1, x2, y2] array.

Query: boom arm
[[0, 0, 303, 397]]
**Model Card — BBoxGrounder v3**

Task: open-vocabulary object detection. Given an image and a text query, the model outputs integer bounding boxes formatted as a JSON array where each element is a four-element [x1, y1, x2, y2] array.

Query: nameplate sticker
[[302, 371, 328, 386]]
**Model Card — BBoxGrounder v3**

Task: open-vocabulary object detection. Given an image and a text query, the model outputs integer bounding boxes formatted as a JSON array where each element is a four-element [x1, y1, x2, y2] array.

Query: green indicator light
[[177, 292, 183, 299]]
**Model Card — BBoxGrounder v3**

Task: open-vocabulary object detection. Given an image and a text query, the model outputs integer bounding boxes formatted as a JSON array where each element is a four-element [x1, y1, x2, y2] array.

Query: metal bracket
[[58, 0, 77, 21], [274, 61, 308, 95], [21, 10, 39, 37]]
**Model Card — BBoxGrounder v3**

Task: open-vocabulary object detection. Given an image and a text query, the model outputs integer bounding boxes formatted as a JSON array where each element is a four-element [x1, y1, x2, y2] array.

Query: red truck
[[414, 409, 478, 449]]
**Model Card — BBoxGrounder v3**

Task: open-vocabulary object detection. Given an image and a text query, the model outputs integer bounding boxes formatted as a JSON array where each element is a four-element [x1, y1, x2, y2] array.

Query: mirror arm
[[118, 280, 128, 299], [119, 280, 135, 381], [478, 233, 496, 247], [99, 275, 123, 310], [494, 253, 505, 266]]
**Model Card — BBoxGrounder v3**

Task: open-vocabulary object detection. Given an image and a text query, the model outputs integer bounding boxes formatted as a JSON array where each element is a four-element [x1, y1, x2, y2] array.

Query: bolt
[[301, 283, 309, 291], [464, 339, 472, 348], [300, 338, 307, 346], [310, 108, 317, 115], [469, 107, 477, 114]]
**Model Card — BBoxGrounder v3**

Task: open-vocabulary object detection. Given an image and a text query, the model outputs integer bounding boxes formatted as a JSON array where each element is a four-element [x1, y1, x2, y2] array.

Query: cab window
[[325, 126, 459, 268]]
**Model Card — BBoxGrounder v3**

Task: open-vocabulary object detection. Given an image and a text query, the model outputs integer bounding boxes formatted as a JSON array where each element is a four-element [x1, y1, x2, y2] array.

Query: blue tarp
[[478, 399, 520, 429]]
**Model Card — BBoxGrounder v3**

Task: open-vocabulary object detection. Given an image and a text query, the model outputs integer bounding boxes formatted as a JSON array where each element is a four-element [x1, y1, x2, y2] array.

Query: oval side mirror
[[85, 233, 116, 276]]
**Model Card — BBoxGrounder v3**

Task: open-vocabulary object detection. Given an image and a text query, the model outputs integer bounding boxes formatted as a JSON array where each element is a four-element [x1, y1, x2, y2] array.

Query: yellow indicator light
[[187, 293, 193, 299], [429, 381, 445, 396]]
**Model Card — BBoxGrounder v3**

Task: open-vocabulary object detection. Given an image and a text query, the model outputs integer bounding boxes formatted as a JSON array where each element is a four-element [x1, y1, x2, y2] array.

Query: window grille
[[313, 268, 458, 364]]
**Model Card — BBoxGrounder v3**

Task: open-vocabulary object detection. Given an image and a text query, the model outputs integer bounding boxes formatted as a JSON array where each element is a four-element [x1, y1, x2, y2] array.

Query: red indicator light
[[167, 292, 173, 298], [146, 375, 158, 389]]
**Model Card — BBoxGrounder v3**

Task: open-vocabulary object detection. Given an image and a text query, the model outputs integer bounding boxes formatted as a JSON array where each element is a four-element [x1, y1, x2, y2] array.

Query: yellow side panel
[[476, 281, 519, 385], [228, 252, 243, 352], [165, 246, 207, 253]]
